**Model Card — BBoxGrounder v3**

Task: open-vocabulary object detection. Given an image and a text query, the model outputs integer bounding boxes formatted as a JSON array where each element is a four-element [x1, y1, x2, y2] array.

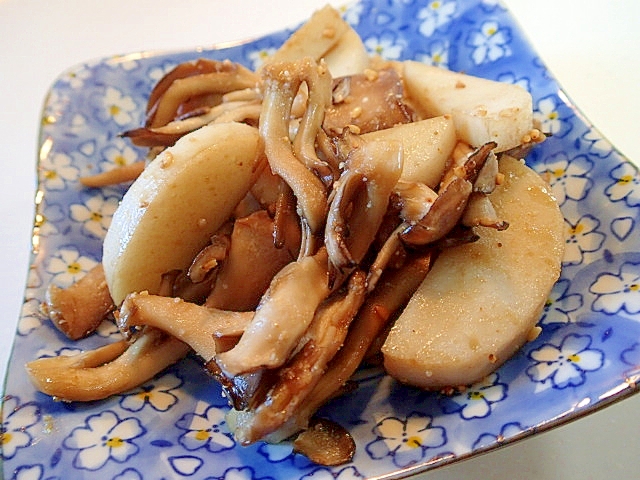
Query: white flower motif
[[563, 214, 605, 266], [341, 2, 363, 26], [35, 201, 65, 237], [496, 72, 530, 92], [590, 261, 640, 315], [18, 298, 45, 336], [533, 95, 571, 137], [363, 31, 405, 60], [60, 65, 92, 89], [526, 334, 604, 388], [299, 466, 364, 480], [45, 248, 97, 288], [481, 0, 502, 9], [69, 113, 89, 135], [417, 40, 450, 68], [204, 466, 280, 480], [63, 410, 146, 470], [95, 320, 121, 338], [473, 422, 524, 450], [70, 193, 119, 239], [1, 396, 40, 460], [78, 139, 96, 158], [11, 464, 46, 480], [257, 441, 294, 463], [581, 129, 613, 158], [467, 20, 511, 65], [536, 152, 593, 205], [97, 86, 138, 126], [418, 1, 456, 38], [25, 267, 43, 298], [120, 373, 182, 412], [604, 162, 640, 207], [43, 85, 66, 121], [111, 57, 138, 71], [247, 48, 277, 70], [148, 61, 177, 82], [113, 468, 143, 480], [40, 152, 80, 191], [36, 346, 83, 360], [100, 139, 142, 172], [443, 373, 507, 419], [621, 342, 640, 367], [176, 404, 235, 453], [539, 278, 583, 325], [366, 412, 446, 468]]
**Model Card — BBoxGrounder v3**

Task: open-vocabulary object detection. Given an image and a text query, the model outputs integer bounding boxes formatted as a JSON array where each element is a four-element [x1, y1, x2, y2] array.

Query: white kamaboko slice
[[382, 155, 564, 389], [103, 122, 262, 305], [402, 61, 533, 152], [362, 116, 457, 188], [267, 5, 349, 64], [267, 5, 368, 78], [322, 27, 370, 78]]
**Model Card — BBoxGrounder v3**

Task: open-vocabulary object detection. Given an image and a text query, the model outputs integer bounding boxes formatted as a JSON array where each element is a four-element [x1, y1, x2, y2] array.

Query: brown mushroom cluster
[[26, 5, 551, 466]]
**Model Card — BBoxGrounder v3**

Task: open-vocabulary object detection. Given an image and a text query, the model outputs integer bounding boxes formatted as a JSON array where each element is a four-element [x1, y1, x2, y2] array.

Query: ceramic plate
[[3, 0, 640, 479]]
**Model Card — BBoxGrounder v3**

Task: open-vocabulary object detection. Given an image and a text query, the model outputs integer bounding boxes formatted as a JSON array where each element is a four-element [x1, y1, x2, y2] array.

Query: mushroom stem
[[232, 270, 367, 444], [26, 327, 189, 402], [124, 100, 262, 148], [149, 62, 258, 127], [259, 58, 331, 235], [272, 252, 432, 437], [119, 293, 253, 362], [80, 161, 146, 187], [43, 264, 114, 340]]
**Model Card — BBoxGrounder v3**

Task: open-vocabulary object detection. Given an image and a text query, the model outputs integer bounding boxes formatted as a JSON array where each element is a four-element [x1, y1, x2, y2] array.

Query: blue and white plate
[[3, 0, 640, 479]]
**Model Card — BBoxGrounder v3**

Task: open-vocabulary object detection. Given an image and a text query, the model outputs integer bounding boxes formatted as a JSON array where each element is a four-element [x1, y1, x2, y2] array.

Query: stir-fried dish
[[26, 6, 565, 465]]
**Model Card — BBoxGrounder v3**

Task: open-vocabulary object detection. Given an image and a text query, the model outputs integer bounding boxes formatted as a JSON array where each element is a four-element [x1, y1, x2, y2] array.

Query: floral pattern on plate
[[3, 0, 640, 478]]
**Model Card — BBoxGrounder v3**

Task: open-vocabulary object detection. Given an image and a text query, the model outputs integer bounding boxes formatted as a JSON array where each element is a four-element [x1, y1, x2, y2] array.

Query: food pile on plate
[[26, 5, 564, 465]]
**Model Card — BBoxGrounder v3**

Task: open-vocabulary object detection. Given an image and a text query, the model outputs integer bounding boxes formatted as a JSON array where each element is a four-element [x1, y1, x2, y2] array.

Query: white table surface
[[1, 1, 639, 478]]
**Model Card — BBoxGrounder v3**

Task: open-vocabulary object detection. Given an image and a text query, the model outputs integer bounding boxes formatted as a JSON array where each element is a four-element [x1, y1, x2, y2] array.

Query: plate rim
[[4, 0, 640, 478]]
